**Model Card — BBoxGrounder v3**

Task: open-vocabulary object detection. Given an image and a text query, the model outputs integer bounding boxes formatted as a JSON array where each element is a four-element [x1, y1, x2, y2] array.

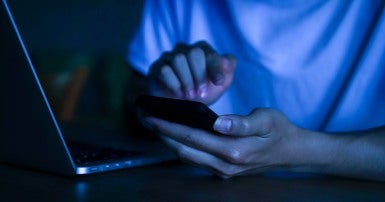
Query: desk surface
[[1, 162, 385, 202]]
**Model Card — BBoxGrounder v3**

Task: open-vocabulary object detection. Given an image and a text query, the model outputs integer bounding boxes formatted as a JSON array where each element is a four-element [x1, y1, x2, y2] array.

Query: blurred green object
[[35, 51, 133, 129]]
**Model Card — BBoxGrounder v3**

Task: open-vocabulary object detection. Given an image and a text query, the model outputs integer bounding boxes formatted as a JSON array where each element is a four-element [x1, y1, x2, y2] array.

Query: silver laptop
[[0, 0, 175, 176]]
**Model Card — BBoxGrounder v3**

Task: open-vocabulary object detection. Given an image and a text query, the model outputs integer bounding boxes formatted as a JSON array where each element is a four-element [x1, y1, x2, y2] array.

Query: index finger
[[145, 116, 243, 162]]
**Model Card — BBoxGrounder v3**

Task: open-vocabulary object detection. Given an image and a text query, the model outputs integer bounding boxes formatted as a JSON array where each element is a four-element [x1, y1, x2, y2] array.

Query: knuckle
[[223, 148, 245, 164], [239, 118, 251, 134], [251, 108, 276, 134], [181, 134, 194, 144], [261, 110, 276, 132], [230, 116, 252, 135]]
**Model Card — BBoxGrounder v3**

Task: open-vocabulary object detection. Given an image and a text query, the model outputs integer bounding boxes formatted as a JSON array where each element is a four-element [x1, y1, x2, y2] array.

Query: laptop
[[0, 0, 176, 176]]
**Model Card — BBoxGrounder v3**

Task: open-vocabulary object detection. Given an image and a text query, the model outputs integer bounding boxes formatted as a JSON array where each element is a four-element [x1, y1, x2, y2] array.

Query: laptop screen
[[3, 0, 145, 132]]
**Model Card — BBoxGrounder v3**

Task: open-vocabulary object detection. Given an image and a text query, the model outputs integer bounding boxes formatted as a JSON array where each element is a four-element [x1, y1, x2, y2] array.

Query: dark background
[[7, 0, 147, 129], [9, 0, 143, 55]]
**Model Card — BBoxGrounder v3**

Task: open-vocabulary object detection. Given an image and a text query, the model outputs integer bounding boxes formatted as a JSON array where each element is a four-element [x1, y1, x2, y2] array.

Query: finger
[[172, 54, 195, 99], [207, 54, 236, 86], [149, 52, 183, 97], [157, 65, 183, 96], [161, 135, 241, 178], [136, 108, 154, 131], [187, 47, 208, 94], [213, 109, 275, 137], [193, 41, 216, 55], [194, 41, 223, 85], [149, 51, 174, 74], [193, 41, 236, 86], [145, 116, 242, 162]]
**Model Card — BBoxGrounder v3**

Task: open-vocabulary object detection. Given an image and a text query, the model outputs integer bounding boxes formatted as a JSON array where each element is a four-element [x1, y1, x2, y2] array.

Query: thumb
[[213, 109, 274, 136]]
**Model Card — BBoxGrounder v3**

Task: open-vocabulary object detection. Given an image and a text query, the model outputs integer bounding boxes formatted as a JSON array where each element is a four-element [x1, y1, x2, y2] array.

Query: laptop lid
[[0, 0, 176, 176], [0, 0, 76, 175]]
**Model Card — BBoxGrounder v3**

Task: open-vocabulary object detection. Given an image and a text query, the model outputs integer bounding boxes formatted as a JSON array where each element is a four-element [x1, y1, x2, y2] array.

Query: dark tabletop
[[1, 161, 385, 202]]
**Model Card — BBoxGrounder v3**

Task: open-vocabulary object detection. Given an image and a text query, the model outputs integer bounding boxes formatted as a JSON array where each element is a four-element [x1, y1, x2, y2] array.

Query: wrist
[[286, 127, 338, 173]]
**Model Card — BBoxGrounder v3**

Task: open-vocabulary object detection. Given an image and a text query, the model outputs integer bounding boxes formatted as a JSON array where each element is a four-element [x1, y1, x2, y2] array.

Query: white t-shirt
[[127, 0, 385, 132]]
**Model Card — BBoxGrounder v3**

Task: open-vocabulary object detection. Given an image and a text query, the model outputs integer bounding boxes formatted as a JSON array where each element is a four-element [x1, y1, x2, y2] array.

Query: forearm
[[291, 126, 385, 181]]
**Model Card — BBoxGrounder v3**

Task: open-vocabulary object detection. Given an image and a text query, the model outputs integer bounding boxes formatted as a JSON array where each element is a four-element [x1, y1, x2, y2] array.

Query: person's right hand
[[148, 41, 236, 105]]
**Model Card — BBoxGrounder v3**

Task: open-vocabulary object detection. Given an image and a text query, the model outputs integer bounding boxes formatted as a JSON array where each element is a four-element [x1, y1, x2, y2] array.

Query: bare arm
[[144, 41, 385, 180], [145, 108, 385, 181], [295, 126, 385, 180]]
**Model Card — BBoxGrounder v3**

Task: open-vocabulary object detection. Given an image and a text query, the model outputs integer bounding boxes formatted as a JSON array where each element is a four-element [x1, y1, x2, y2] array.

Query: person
[[127, 0, 385, 180]]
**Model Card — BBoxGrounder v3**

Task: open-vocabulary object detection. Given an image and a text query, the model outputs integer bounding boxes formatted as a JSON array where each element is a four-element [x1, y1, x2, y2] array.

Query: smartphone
[[135, 95, 218, 132]]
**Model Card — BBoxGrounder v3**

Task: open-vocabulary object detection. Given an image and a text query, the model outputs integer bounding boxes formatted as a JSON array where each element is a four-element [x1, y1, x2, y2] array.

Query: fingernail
[[198, 84, 208, 98], [214, 117, 232, 133]]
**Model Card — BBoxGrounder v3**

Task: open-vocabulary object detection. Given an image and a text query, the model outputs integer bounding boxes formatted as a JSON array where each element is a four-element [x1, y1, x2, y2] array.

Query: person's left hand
[[147, 41, 236, 105], [144, 108, 303, 178]]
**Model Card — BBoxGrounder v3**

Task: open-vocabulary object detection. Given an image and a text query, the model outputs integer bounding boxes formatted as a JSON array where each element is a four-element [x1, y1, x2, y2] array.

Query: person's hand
[[145, 108, 303, 178], [148, 41, 236, 105]]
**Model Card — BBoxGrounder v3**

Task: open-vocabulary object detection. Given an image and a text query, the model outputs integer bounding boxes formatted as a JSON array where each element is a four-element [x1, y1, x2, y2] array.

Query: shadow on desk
[[1, 162, 385, 202]]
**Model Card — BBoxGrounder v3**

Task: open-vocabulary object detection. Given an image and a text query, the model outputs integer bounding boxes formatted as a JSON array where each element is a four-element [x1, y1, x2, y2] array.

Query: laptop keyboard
[[66, 141, 144, 165]]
